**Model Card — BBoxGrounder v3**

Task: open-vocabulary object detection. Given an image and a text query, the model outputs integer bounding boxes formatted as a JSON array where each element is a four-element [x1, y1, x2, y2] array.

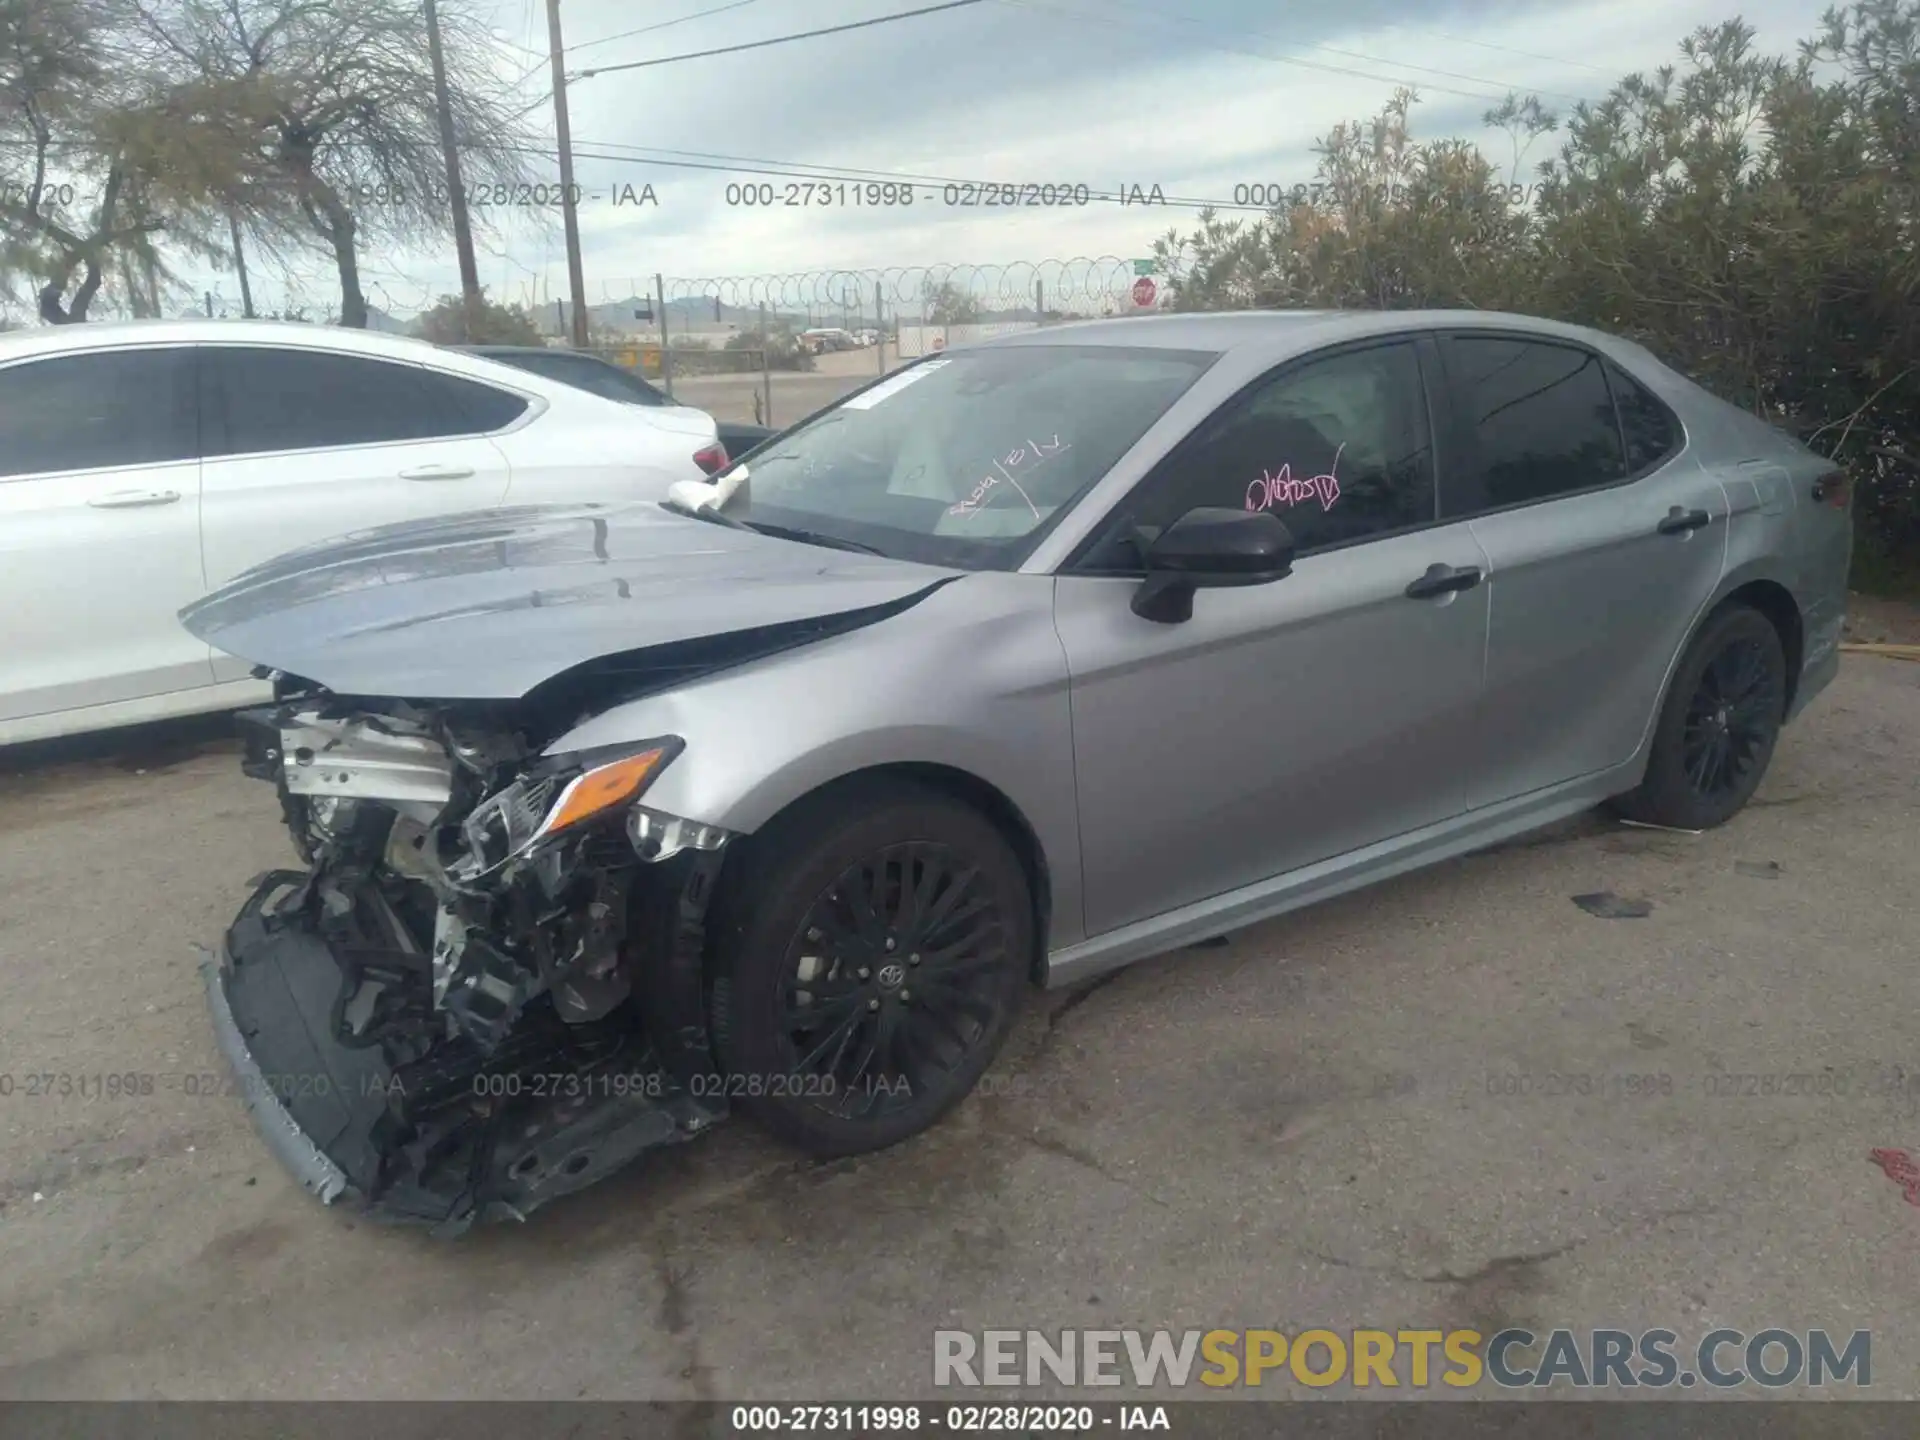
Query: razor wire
[[613, 258, 1146, 319]]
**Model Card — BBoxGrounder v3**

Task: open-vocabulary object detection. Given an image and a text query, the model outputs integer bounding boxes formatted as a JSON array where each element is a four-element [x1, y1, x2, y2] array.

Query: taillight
[[1812, 470, 1851, 508], [693, 442, 728, 477]]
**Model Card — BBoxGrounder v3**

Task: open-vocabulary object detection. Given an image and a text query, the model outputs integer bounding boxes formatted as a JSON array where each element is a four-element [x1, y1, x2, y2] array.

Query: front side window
[[0, 348, 197, 478], [1093, 341, 1435, 561], [1445, 336, 1626, 512], [208, 348, 528, 458], [703, 345, 1215, 569]]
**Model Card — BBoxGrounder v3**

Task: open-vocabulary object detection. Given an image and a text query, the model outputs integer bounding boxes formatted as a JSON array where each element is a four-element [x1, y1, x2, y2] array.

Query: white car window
[[0, 348, 199, 478], [207, 347, 528, 457]]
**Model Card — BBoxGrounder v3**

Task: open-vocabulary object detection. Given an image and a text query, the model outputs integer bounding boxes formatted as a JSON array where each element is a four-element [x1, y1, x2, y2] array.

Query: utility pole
[[546, 0, 591, 348], [425, 0, 482, 334], [228, 212, 255, 317]]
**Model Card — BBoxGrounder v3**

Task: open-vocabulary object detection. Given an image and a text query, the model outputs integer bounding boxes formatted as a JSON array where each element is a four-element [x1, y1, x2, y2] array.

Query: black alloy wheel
[[710, 779, 1032, 1157], [780, 842, 1009, 1122], [1679, 633, 1784, 803], [1610, 603, 1788, 830]]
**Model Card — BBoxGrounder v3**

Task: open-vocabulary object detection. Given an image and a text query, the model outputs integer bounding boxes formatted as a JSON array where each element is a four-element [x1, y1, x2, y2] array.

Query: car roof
[[0, 316, 466, 361], [976, 308, 1627, 354]]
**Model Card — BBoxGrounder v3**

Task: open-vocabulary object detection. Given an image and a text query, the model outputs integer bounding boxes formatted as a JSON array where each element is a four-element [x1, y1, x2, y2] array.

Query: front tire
[[709, 779, 1033, 1158], [1609, 604, 1788, 830]]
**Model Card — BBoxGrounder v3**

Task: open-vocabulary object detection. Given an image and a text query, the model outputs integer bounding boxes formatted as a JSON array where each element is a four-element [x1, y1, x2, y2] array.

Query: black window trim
[[0, 342, 202, 481], [1062, 330, 1453, 576], [197, 340, 543, 462], [1431, 327, 1688, 523]]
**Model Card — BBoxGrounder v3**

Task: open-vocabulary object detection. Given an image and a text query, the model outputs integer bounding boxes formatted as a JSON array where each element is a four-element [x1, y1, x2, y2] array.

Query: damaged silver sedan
[[184, 313, 1848, 1232]]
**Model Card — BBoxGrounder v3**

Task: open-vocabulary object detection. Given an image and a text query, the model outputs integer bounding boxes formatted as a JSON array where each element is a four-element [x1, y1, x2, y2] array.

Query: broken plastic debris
[[1572, 891, 1653, 919], [1616, 818, 1703, 836], [1735, 860, 1783, 879], [32, 1192, 44, 1203]]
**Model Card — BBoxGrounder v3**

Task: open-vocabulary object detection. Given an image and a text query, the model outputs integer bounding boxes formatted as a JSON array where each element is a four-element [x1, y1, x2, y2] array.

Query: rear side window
[[485, 350, 664, 405], [0, 348, 197, 478], [1444, 336, 1626, 512], [1606, 360, 1681, 473], [545, 355, 663, 404], [207, 347, 528, 457]]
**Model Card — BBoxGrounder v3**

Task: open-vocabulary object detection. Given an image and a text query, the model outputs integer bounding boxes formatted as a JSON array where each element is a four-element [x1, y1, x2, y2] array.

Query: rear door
[[0, 345, 213, 727], [198, 345, 528, 679], [1434, 332, 1728, 803]]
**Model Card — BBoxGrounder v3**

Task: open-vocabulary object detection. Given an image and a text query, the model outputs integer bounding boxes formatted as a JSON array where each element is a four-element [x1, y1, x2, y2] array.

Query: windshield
[[709, 344, 1214, 569]]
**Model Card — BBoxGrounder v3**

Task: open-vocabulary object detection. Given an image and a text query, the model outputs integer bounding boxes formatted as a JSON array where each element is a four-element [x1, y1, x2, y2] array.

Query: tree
[[1146, 1, 1920, 579], [136, 0, 535, 328], [0, 0, 248, 321], [923, 278, 979, 324], [411, 290, 542, 344], [724, 321, 814, 371]]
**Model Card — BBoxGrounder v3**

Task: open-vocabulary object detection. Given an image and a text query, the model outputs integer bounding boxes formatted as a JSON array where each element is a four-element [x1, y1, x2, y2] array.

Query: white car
[[0, 318, 725, 746]]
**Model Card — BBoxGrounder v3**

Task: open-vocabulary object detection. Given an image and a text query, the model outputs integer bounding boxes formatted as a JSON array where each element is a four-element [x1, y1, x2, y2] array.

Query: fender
[[541, 572, 1090, 951]]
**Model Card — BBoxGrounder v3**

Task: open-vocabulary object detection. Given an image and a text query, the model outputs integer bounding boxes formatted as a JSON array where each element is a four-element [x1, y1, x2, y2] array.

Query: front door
[[0, 345, 212, 726], [1053, 338, 1492, 937]]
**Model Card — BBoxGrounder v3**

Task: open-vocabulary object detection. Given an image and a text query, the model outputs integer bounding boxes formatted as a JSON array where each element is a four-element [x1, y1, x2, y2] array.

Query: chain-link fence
[[494, 257, 1164, 423]]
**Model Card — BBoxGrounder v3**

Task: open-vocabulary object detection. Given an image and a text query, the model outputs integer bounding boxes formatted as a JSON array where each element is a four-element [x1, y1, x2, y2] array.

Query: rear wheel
[[709, 779, 1033, 1158], [1609, 604, 1788, 830]]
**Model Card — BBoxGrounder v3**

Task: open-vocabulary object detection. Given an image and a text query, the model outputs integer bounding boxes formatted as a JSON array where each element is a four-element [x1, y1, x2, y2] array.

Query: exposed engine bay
[[206, 683, 738, 1236]]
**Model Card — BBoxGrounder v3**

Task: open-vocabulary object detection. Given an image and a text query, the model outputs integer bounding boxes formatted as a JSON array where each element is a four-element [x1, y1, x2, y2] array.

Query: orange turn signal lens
[[534, 747, 671, 840]]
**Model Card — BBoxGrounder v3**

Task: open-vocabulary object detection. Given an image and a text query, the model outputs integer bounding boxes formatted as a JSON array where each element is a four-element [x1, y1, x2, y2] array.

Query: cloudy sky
[[233, 0, 1828, 318]]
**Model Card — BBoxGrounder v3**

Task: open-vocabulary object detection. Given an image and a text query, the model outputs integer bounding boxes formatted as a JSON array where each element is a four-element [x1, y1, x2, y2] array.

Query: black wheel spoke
[[797, 1002, 866, 1073], [893, 1008, 942, 1096], [843, 867, 889, 950], [917, 866, 981, 938], [919, 944, 1007, 982], [916, 974, 998, 1025], [897, 849, 940, 933]]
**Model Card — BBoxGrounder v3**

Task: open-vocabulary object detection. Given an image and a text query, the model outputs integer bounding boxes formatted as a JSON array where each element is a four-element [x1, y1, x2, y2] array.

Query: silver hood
[[179, 502, 957, 700]]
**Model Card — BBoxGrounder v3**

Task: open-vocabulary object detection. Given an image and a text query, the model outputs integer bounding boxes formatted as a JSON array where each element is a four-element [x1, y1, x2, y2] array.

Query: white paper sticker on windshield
[[840, 359, 950, 409]]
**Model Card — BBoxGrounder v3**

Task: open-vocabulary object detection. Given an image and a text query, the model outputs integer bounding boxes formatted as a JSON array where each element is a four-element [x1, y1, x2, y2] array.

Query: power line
[[569, 0, 771, 58], [571, 0, 987, 80], [1088, 0, 1591, 105], [991, 0, 1517, 105]]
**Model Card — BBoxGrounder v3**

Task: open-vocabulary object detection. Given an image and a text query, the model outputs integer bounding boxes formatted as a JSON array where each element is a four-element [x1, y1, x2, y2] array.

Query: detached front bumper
[[203, 871, 724, 1236]]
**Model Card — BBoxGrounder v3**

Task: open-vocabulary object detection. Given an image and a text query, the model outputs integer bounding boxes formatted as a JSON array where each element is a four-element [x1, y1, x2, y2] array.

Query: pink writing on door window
[[1245, 442, 1344, 514]]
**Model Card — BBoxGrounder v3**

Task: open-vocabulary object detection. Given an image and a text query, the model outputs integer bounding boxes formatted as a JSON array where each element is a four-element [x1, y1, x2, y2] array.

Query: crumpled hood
[[180, 502, 956, 700]]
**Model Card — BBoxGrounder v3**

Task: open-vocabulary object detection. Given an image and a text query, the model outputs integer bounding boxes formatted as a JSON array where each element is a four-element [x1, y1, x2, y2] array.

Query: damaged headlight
[[447, 738, 685, 882]]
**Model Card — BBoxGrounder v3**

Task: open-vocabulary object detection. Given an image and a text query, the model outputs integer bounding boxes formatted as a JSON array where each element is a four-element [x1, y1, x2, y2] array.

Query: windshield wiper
[[738, 520, 888, 556]]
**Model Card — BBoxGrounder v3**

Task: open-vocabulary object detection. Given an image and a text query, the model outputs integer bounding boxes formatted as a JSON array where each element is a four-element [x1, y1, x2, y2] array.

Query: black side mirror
[[1131, 506, 1296, 623]]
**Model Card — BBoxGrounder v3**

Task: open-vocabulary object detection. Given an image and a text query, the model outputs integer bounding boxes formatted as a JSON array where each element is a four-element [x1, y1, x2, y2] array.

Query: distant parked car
[[463, 344, 776, 460], [0, 318, 722, 746], [801, 327, 856, 354]]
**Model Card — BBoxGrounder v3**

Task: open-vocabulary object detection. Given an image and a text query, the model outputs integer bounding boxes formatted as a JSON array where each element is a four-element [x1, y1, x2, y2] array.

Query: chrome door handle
[[399, 464, 476, 481], [86, 489, 181, 508]]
